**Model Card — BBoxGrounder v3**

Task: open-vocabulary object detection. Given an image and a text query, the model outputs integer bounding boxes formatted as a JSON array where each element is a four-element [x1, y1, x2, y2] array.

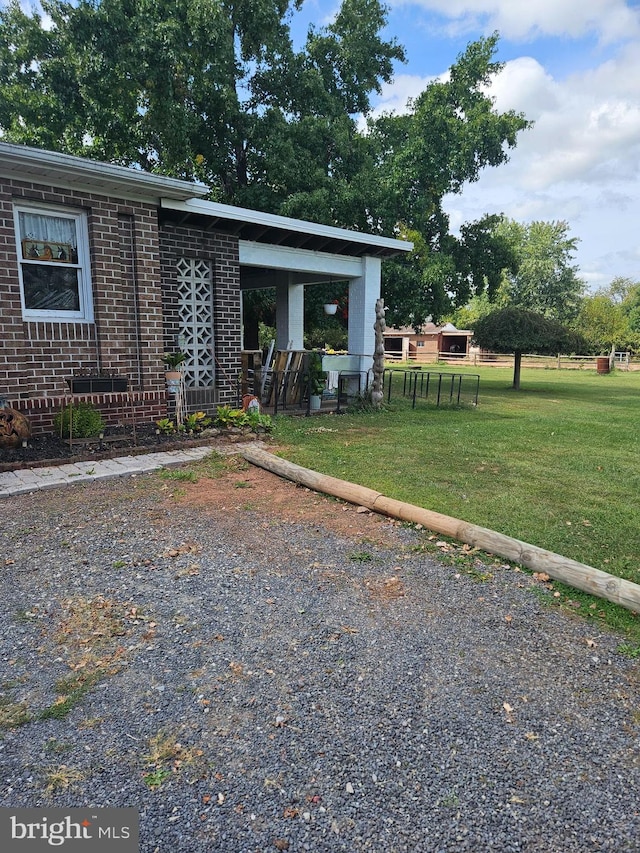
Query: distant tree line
[[449, 219, 640, 356]]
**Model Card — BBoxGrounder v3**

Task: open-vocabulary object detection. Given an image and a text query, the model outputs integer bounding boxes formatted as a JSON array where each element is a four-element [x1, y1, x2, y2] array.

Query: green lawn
[[272, 366, 639, 588]]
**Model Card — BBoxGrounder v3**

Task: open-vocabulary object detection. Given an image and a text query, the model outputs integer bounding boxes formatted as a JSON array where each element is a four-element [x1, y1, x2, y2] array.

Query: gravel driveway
[[1, 453, 639, 852]]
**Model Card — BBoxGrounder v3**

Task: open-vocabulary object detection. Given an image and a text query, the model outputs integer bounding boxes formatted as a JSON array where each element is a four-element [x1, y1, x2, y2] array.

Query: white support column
[[348, 256, 382, 375], [275, 276, 305, 350]]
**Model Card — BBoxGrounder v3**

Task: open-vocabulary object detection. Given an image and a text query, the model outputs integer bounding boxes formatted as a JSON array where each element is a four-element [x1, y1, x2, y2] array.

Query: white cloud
[[370, 74, 435, 117], [487, 47, 640, 191], [393, 0, 640, 42], [372, 29, 640, 289]]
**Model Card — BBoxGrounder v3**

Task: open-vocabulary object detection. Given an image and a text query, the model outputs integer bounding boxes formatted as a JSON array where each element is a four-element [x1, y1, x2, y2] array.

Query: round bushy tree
[[472, 307, 584, 390]]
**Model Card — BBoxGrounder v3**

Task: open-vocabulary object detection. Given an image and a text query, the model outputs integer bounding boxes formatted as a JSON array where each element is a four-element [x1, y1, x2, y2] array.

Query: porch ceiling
[[239, 267, 334, 290]]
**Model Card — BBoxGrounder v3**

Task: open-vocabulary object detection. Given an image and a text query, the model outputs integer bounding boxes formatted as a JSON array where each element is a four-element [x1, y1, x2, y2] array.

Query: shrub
[[54, 403, 105, 439], [213, 405, 247, 428], [155, 418, 176, 435], [183, 411, 212, 433], [213, 405, 272, 432], [245, 410, 272, 432]]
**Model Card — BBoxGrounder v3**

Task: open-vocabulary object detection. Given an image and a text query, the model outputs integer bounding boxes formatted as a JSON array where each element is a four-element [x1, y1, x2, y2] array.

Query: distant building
[[383, 322, 473, 362]]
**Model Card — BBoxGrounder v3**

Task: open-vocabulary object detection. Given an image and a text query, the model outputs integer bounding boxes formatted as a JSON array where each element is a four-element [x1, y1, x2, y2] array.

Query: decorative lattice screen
[[175, 258, 215, 388]]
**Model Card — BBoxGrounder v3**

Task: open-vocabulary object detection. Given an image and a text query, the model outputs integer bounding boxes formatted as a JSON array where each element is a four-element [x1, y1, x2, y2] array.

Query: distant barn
[[383, 322, 473, 362]]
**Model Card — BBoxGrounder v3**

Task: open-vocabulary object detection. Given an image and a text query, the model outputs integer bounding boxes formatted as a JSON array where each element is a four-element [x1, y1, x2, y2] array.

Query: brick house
[[0, 143, 410, 434]]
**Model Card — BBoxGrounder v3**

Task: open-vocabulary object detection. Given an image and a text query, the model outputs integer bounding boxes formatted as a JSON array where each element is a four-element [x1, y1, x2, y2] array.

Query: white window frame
[[13, 201, 94, 322]]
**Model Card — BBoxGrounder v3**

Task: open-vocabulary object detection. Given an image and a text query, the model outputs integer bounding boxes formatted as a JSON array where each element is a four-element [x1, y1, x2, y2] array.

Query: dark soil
[[0, 424, 251, 473]]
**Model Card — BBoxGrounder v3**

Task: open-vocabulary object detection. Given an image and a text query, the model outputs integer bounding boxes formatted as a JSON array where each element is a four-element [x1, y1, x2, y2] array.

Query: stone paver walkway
[[0, 446, 217, 497]]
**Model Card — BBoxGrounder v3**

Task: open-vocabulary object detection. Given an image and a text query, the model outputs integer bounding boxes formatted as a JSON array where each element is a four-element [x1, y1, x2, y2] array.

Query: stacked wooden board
[[241, 347, 310, 407]]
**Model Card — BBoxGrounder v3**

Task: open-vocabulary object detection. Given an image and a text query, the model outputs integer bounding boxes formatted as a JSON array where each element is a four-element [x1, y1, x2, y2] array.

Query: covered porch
[[162, 198, 412, 411]]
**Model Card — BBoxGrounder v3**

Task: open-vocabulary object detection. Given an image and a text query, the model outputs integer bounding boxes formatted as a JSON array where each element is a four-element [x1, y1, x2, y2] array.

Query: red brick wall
[[11, 391, 167, 434], [159, 220, 242, 407], [0, 174, 244, 436], [0, 178, 169, 433]]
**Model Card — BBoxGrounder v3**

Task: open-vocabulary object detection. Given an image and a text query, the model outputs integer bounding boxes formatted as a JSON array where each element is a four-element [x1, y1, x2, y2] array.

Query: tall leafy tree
[[376, 36, 530, 326], [493, 219, 585, 324], [573, 277, 640, 353], [0, 0, 404, 206], [0, 5, 530, 323], [574, 296, 633, 353]]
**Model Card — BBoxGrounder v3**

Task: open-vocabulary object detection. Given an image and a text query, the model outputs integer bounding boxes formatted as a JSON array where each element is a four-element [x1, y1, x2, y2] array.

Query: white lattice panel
[[175, 258, 215, 387]]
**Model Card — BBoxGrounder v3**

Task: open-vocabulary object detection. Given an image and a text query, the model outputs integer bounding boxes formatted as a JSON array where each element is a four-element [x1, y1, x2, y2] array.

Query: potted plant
[[304, 351, 327, 411], [163, 351, 186, 394]]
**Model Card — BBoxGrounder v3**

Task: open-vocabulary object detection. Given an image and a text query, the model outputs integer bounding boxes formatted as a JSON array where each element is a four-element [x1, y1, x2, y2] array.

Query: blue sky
[[297, 0, 640, 291]]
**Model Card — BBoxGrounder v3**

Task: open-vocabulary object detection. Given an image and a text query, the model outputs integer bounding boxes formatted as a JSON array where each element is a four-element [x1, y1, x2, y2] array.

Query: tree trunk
[[513, 351, 522, 389]]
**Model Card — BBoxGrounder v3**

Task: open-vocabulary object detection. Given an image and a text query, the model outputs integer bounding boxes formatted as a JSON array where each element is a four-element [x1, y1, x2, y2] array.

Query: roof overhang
[[161, 197, 413, 259], [0, 142, 208, 203], [0, 143, 414, 258]]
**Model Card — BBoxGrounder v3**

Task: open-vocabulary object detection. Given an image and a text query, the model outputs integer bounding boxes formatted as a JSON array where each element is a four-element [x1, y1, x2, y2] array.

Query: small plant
[[54, 402, 105, 439], [183, 411, 212, 433], [348, 551, 374, 563], [213, 405, 249, 428], [156, 418, 176, 435], [143, 768, 171, 790], [440, 791, 460, 808], [246, 410, 272, 432], [43, 764, 85, 794], [163, 351, 186, 369], [44, 738, 73, 755], [38, 673, 101, 721], [0, 698, 31, 729], [142, 729, 205, 789], [213, 405, 272, 432], [303, 351, 327, 396]]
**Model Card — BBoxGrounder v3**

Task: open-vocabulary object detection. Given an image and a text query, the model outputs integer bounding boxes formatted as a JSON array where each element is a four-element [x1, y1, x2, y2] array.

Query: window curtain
[[18, 211, 77, 249]]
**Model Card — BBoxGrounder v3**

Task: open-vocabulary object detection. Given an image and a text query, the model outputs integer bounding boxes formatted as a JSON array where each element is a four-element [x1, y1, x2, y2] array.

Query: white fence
[[385, 350, 638, 371]]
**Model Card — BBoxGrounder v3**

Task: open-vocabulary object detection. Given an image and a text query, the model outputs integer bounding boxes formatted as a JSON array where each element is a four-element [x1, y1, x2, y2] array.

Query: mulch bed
[[0, 425, 261, 473]]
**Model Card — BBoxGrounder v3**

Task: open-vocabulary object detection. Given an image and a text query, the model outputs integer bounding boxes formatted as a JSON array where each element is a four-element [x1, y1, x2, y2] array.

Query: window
[[13, 203, 93, 321]]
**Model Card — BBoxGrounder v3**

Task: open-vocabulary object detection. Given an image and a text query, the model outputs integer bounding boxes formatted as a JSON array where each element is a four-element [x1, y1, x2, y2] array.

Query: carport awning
[[160, 198, 412, 259]]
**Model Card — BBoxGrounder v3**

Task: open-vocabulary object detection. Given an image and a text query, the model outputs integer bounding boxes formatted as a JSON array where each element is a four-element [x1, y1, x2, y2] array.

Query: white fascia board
[[163, 197, 413, 253], [0, 142, 208, 201], [239, 240, 364, 278]]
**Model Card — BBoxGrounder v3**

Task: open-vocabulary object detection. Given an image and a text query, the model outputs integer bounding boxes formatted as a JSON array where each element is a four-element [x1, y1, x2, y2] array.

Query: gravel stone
[[1, 470, 639, 852]]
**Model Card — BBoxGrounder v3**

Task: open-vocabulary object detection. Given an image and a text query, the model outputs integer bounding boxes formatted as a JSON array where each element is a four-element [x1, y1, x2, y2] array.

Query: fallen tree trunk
[[241, 445, 640, 614]]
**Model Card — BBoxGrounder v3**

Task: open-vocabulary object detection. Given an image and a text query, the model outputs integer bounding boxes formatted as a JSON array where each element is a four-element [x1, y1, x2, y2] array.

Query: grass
[[271, 366, 640, 634], [42, 765, 85, 795], [142, 729, 206, 789]]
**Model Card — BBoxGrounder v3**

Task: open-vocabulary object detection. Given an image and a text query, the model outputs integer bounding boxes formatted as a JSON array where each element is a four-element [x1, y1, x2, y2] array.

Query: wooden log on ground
[[241, 445, 640, 614]]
